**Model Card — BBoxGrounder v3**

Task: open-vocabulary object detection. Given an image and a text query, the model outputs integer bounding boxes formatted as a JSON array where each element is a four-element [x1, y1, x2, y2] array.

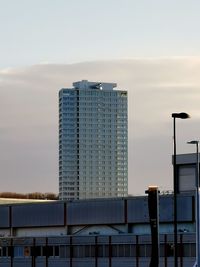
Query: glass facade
[[59, 80, 128, 200]]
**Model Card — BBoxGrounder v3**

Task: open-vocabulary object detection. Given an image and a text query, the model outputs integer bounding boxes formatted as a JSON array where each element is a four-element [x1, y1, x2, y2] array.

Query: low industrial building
[[0, 153, 197, 266], [0, 192, 196, 267]]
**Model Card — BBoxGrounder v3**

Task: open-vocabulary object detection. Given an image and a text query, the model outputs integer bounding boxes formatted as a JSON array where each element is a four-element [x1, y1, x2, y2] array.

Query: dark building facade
[[0, 194, 196, 266]]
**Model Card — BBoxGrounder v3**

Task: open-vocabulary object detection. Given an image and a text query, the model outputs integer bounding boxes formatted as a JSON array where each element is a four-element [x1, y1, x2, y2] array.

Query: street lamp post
[[171, 112, 190, 267], [187, 140, 200, 267]]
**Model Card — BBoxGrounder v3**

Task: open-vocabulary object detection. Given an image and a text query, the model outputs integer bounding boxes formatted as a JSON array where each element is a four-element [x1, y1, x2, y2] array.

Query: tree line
[[0, 192, 58, 200]]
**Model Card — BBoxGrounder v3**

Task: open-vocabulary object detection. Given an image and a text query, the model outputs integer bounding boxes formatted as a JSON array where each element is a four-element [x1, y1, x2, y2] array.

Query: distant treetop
[[0, 192, 58, 200]]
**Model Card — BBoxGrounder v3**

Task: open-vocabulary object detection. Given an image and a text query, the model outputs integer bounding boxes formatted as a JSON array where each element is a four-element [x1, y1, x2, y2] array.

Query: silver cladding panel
[[177, 195, 193, 222], [35, 237, 46, 245], [159, 195, 193, 222], [127, 195, 193, 223], [111, 235, 136, 243], [127, 198, 149, 223], [13, 238, 33, 245], [159, 196, 173, 222], [72, 236, 95, 245], [176, 153, 197, 164], [0, 206, 9, 228], [12, 259, 32, 267], [97, 236, 109, 244], [48, 237, 70, 245], [12, 203, 64, 227], [67, 199, 125, 225], [0, 259, 10, 267]]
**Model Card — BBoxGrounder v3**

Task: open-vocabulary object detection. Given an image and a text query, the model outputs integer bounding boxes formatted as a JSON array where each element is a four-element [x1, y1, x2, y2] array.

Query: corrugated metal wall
[[67, 199, 125, 225], [0, 194, 194, 230], [0, 206, 10, 227], [12, 203, 65, 227], [127, 197, 148, 223]]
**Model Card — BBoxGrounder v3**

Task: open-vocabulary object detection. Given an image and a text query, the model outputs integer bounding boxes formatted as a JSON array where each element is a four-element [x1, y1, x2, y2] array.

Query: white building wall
[[16, 227, 67, 237], [59, 80, 128, 200]]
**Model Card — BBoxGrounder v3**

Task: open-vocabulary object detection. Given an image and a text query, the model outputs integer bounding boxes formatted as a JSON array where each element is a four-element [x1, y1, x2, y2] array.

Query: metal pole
[[187, 140, 200, 267], [172, 112, 190, 267], [145, 186, 160, 267], [173, 117, 178, 267], [196, 143, 200, 267]]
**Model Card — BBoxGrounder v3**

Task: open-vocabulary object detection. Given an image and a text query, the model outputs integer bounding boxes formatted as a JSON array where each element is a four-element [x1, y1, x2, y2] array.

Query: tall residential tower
[[59, 80, 128, 200]]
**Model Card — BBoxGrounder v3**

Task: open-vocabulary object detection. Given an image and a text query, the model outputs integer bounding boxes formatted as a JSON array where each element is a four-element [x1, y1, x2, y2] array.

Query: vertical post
[[180, 234, 183, 267], [136, 235, 139, 267], [173, 117, 178, 267], [95, 236, 98, 267], [196, 144, 200, 267], [172, 112, 190, 267], [187, 140, 200, 267], [70, 236, 73, 267], [32, 238, 36, 267], [10, 238, 13, 267], [145, 186, 160, 267], [45, 237, 48, 267], [164, 234, 167, 267], [109, 236, 112, 267]]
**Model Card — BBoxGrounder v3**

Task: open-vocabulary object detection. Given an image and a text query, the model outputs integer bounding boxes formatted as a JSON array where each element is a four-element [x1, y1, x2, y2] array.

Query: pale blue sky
[[1, 0, 200, 68]]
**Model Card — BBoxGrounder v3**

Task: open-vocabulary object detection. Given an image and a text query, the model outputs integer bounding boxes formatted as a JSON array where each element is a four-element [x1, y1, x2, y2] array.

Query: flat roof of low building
[[0, 198, 54, 204]]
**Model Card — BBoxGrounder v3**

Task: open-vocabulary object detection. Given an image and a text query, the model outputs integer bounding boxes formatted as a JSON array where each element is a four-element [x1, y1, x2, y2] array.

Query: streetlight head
[[187, 140, 199, 145], [172, 112, 190, 119]]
